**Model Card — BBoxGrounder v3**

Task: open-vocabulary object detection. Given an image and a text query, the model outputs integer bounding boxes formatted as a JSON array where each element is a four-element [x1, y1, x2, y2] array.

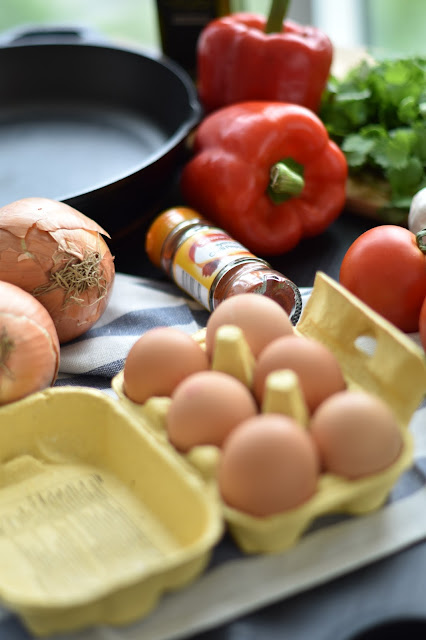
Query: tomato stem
[[416, 229, 426, 254]]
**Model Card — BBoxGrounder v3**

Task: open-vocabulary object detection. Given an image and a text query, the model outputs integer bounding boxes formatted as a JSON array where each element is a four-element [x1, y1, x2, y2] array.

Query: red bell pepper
[[180, 101, 348, 256], [197, 0, 333, 113]]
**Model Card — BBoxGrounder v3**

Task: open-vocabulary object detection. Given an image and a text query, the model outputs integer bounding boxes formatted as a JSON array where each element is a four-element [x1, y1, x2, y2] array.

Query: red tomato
[[340, 225, 426, 333], [420, 296, 426, 351]]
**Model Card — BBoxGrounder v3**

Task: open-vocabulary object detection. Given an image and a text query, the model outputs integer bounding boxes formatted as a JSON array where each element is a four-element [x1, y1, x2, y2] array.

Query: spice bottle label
[[172, 228, 256, 309]]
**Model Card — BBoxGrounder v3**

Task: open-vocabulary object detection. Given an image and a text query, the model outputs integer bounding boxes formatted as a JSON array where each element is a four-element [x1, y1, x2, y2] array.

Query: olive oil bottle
[[156, 0, 232, 76]]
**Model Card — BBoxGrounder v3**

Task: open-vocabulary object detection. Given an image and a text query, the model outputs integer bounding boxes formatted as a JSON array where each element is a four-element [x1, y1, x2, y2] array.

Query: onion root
[[33, 249, 109, 308]]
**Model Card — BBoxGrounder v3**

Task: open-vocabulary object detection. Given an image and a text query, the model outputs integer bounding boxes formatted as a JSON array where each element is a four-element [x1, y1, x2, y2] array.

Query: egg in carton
[[112, 272, 426, 554]]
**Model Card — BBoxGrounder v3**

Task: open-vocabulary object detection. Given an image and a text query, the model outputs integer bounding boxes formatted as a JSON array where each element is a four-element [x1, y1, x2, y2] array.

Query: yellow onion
[[0, 197, 115, 343], [0, 280, 60, 405]]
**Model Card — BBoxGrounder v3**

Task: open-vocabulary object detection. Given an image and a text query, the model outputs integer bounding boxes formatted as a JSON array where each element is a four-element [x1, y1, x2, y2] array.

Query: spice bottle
[[145, 207, 303, 325]]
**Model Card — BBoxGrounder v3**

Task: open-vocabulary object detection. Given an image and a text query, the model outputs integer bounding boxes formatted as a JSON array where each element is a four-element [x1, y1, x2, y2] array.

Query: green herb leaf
[[371, 128, 415, 170], [386, 156, 424, 200], [319, 55, 426, 217], [341, 134, 375, 168]]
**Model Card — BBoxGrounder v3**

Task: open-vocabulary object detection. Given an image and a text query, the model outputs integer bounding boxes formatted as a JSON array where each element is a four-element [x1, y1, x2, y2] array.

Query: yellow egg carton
[[0, 386, 223, 636], [112, 272, 426, 556]]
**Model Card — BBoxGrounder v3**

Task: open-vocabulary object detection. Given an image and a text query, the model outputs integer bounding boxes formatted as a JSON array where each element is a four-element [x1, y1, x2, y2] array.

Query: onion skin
[[0, 197, 115, 343], [0, 281, 60, 405]]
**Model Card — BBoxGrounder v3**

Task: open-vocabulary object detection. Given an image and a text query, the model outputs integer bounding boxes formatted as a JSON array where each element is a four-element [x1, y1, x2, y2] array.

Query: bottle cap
[[145, 207, 202, 268]]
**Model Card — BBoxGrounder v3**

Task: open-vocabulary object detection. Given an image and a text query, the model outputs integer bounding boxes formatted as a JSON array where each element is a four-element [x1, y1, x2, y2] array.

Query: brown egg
[[253, 335, 346, 413], [206, 293, 293, 359], [166, 370, 258, 452], [123, 327, 209, 404], [218, 414, 320, 517], [309, 390, 403, 479]]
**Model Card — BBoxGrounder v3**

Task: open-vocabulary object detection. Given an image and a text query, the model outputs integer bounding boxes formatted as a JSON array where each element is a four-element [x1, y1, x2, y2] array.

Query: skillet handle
[[0, 24, 104, 47]]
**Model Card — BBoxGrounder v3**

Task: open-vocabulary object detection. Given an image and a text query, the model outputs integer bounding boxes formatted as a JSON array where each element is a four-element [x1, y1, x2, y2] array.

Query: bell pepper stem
[[265, 0, 291, 34], [416, 229, 426, 254], [270, 161, 305, 197]]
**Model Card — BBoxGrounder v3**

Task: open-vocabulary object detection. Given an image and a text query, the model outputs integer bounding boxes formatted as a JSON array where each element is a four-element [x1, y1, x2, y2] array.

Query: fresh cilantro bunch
[[320, 57, 426, 219]]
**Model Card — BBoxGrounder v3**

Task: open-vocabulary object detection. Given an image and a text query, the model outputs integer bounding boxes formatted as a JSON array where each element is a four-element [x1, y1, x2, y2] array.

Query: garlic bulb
[[408, 187, 426, 234]]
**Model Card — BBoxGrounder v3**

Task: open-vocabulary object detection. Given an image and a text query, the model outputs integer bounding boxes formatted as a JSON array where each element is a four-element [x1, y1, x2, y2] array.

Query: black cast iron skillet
[[0, 25, 201, 239]]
